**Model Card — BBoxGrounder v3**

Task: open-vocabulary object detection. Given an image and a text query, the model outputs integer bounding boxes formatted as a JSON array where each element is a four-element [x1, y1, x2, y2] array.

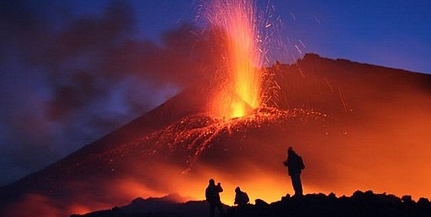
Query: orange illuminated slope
[[1, 54, 431, 217]]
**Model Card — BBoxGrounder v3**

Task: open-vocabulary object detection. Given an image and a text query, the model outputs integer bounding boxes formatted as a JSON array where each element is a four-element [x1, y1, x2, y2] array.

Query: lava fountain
[[203, 0, 265, 118]]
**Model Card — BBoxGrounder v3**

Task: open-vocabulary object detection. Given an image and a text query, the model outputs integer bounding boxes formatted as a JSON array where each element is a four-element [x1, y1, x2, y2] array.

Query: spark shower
[[203, 0, 267, 118]]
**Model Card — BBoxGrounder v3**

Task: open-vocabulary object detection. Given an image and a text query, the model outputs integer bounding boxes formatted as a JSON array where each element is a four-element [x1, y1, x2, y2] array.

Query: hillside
[[1, 54, 431, 217]]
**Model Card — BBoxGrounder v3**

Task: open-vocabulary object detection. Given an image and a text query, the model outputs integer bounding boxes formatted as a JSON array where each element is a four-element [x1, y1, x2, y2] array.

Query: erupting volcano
[[1, 1, 431, 217], [2, 53, 431, 216]]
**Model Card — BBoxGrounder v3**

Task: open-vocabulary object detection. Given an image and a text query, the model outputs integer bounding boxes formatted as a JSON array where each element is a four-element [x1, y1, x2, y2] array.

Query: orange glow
[[5, 101, 431, 216], [205, 0, 263, 118], [230, 100, 247, 118], [68, 204, 92, 216]]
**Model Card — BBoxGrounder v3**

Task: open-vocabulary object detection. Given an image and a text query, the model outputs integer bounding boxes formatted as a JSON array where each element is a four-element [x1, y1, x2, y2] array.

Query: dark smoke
[[0, 0, 223, 186]]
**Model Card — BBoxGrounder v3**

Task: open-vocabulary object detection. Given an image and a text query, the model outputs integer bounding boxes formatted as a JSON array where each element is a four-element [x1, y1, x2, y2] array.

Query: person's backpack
[[298, 156, 305, 170], [237, 192, 249, 205], [243, 192, 249, 204]]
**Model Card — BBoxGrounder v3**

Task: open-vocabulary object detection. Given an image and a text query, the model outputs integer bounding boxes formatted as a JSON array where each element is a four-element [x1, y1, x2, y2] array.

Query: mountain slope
[[1, 54, 431, 217]]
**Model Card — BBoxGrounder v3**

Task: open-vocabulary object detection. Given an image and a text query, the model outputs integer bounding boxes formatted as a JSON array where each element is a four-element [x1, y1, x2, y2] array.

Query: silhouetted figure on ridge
[[283, 147, 305, 196], [205, 179, 224, 217], [234, 186, 249, 207]]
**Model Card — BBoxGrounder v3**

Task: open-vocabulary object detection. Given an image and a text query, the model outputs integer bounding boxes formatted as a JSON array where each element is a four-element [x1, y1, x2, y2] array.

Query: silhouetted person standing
[[205, 179, 224, 217], [234, 186, 249, 207], [283, 147, 305, 196]]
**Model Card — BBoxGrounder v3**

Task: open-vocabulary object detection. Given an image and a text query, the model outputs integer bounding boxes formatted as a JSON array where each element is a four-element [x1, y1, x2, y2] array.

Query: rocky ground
[[72, 190, 431, 217]]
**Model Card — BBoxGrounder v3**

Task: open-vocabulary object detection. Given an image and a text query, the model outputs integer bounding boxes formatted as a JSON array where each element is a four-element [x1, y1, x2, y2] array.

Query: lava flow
[[146, 107, 325, 173], [111, 105, 326, 206]]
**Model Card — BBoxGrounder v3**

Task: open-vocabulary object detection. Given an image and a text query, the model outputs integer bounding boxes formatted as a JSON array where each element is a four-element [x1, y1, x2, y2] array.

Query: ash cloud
[[0, 0, 221, 186]]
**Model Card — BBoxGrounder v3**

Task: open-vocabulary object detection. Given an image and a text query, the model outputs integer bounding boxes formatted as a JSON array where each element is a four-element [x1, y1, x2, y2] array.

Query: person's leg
[[216, 201, 224, 216], [290, 175, 297, 194], [210, 203, 215, 217], [291, 174, 303, 196], [296, 174, 303, 195]]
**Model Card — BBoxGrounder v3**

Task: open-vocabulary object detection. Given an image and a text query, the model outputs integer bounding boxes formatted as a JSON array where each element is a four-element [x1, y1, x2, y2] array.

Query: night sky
[[1, 0, 430, 186]]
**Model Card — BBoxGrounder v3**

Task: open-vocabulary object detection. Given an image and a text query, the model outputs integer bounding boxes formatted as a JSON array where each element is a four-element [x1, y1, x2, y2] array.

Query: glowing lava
[[204, 0, 264, 119]]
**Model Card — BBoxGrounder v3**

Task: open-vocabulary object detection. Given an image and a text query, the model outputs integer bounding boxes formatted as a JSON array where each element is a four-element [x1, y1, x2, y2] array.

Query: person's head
[[209, 179, 215, 185], [288, 147, 294, 154], [235, 187, 241, 193]]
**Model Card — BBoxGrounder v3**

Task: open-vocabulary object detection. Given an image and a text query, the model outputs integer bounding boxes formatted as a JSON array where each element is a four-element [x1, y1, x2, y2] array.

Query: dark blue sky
[[43, 0, 431, 72], [135, 0, 431, 73], [0, 0, 430, 186]]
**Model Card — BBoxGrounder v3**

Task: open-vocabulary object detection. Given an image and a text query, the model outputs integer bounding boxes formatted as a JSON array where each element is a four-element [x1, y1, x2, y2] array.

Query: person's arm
[[217, 183, 223, 192]]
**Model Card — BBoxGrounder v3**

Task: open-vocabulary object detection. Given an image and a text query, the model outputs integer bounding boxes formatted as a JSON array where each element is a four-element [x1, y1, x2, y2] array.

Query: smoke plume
[[0, 0, 225, 186]]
